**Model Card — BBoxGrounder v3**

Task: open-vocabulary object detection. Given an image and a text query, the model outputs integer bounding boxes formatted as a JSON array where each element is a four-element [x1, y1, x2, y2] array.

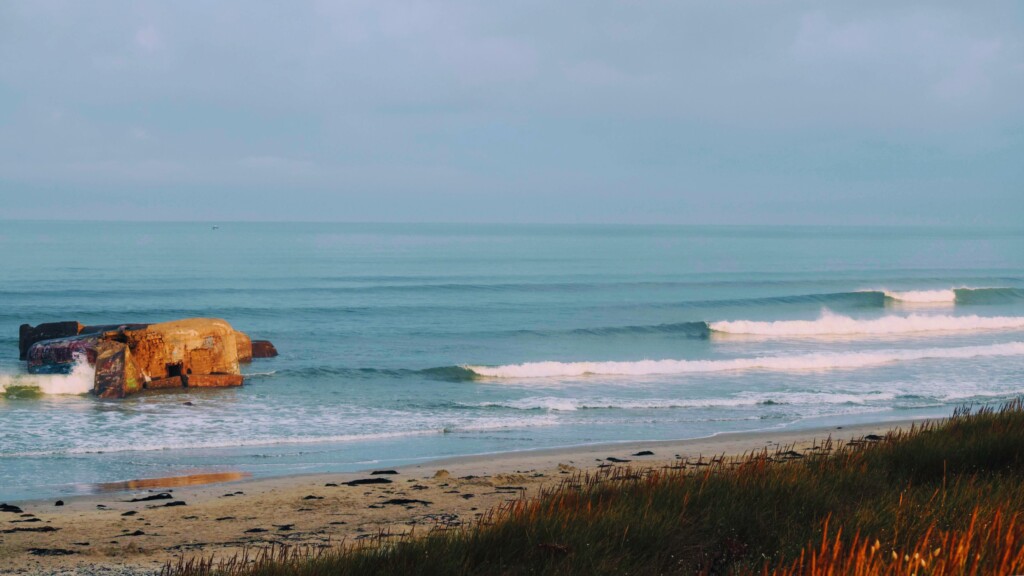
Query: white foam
[[464, 341, 1024, 379], [1, 415, 563, 458], [709, 309, 1024, 336], [242, 370, 277, 378], [0, 360, 95, 396], [883, 289, 957, 303], [477, 392, 898, 411], [5, 428, 449, 457]]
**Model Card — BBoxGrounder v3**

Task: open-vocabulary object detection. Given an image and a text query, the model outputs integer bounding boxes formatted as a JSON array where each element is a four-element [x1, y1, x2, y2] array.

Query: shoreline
[[0, 417, 933, 575], [6, 408, 941, 506]]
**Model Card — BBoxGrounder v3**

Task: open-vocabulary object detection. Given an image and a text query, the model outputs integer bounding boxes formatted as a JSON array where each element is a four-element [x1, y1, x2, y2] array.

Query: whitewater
[[465, 342, 1024, 378], [709, 310, 1024, 337]]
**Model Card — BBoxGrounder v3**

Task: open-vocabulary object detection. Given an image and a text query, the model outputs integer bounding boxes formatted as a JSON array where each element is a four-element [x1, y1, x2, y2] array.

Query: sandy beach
[[0, 419, 926, 575]]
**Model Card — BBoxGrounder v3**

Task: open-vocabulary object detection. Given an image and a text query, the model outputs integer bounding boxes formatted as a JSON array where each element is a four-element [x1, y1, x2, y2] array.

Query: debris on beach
[[125, 492, 173, 502], [343, 478, 393, 487], [18, 317, 277, 398]]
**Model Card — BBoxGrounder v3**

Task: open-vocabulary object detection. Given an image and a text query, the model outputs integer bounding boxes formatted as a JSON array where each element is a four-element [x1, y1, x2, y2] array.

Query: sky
[[0, 2, 1022, 225]]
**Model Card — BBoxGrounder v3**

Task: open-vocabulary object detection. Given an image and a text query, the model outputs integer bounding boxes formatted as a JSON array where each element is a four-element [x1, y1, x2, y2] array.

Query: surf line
[[464, 341, 1024, 378]]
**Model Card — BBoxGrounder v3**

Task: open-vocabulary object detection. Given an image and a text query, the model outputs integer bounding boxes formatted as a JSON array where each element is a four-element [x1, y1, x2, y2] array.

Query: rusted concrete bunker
[[19, 318, 278, 398]]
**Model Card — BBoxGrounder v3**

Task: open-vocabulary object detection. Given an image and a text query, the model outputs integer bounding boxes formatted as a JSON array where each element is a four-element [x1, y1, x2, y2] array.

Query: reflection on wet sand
[[83, 471, 252, 494]]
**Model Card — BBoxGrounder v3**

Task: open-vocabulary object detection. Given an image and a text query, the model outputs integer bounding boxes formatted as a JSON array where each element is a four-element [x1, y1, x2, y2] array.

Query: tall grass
[[164, 400, 1024, 575]]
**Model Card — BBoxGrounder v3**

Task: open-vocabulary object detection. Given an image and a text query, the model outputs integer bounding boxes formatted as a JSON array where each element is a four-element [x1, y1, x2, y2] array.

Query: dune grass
[[164, 400, 1024, 575]]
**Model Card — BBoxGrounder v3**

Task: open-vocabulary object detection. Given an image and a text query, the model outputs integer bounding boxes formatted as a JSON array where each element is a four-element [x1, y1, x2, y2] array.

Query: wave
[[0, 360, 94, 396], [569, 321, 710, 338], [882, 289, 957, 303], [241, 370, 277, 378], [471, 392, 899, 411], [463, 341, 1024, 378], [709, 310, 1024, 337], [859, 287, 1024, 305], [3, 428, 449, 457], [2, 415, 561, 458]]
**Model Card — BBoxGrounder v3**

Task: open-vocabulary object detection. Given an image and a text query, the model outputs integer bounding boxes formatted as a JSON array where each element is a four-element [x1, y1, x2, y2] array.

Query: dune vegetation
[[164, 400, 1024, 575]]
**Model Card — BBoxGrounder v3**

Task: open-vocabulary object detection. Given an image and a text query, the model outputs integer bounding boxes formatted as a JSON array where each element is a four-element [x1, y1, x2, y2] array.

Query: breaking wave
[[882, 289, 957, 303], [709, 310, 1024, 337], [472, 392, 899, 411], [860, 287, 1023, 305], [463, 341, 1024, 378], [0, 360, 95, 396]]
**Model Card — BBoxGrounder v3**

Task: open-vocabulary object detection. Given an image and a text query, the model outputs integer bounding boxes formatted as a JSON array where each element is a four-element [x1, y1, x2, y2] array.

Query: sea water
[[1, 222, 1023, 501]]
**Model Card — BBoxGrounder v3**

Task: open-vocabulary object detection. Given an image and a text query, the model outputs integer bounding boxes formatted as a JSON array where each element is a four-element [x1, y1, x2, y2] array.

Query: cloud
[[0, 1, 1021, 223]]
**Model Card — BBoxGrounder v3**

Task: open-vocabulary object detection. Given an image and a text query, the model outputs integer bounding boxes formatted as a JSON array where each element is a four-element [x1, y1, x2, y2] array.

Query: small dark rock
[[343, 478, 392, 486], [121, 511, 137, 517], [182, 401, 194, 406], [274, 524, 294, 531], [371, 470, 399, 475], [460, 494, 475, 500], [606, 457, 631, 463], [632, 450, 655, 456], [1, 503, 25, 513], [381, 498, 431, 506], [865, 434, 883, 441], [325, 483, 339, 487], [124, 530, 146, 536], [160, 501, 187, 507], [54, 500, 64, 507], [244, 527, 268, 533], [1, 526, 60, 534], [28, 548, 76, 556], [216, 516, 236, 521], [126, 492, 173, 502], [302, 495, 323, 500]]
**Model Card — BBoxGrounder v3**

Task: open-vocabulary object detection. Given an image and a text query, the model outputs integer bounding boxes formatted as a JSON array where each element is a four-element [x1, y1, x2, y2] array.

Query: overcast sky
[[1, 2, 1021, 224]]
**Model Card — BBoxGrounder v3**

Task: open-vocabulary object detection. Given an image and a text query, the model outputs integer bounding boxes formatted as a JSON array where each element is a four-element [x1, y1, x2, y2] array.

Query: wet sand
[[0, 419, 928, 575]]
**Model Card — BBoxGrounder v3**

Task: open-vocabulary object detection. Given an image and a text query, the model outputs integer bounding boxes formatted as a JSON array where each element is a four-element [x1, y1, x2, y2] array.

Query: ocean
[[1, 222, 1023, 502]]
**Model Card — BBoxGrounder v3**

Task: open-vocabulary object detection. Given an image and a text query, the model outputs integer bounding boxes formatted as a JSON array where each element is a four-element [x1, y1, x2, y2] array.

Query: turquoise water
[[1, 223, 1023, 501]]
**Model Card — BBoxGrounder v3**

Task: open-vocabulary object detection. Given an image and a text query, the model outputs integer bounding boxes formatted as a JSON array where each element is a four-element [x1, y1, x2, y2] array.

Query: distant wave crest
[[857, 287, 1023, 305], [463, 341, 1024, 379], [882, 289, 957, 303]]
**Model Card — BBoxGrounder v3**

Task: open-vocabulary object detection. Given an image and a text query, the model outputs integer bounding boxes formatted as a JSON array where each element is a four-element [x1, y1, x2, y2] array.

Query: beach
[[0, 419, 916, 575]]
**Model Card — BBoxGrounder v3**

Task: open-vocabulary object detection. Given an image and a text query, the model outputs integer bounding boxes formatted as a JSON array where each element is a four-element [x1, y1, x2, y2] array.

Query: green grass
[[164, 400, 1024, 575], [2, 385, 44, 399]]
